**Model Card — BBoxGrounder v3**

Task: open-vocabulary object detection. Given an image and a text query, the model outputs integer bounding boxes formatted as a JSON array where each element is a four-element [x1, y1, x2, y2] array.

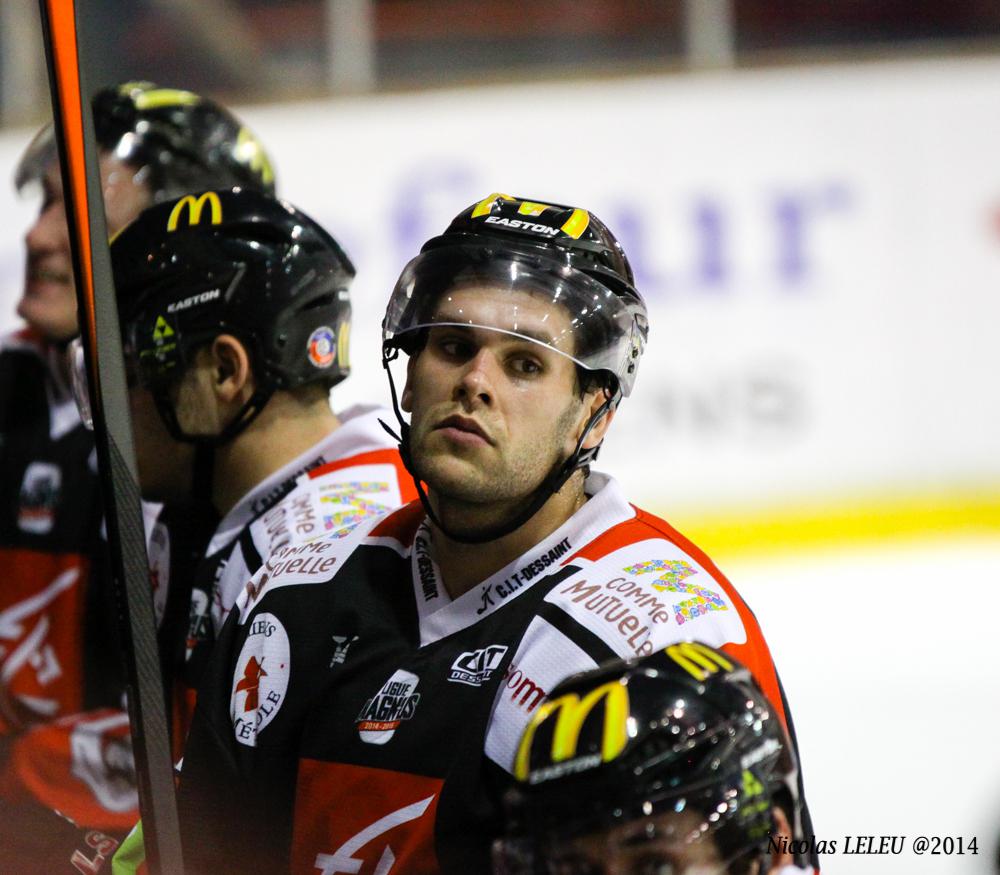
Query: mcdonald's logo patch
[[664, 642, 733, 682], [514, 679, 629, 783], [167, 192, 223, 232]]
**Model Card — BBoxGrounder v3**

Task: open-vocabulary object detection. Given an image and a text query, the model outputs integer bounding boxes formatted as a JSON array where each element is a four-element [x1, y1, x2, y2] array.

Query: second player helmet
[[16, 80, 275, 201], [495, 643, 803, 874], [383, 192, 648, 400], [110, 187, 354, 443]]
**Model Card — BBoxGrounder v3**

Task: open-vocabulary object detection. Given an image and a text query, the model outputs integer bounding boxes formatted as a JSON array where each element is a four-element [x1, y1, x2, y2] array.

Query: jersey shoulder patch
[[544, 529, 749, 659], [234, 508, 391, 624]]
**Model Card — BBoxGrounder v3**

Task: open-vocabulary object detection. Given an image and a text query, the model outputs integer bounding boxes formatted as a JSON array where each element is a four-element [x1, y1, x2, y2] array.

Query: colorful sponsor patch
[[356, 669, 421, 745], [231, 613, 290, 746], [318, 480, 392, 533], [307, 326, 337, 368], [542, 541, 747, 659], [625, 559, 729, 625]]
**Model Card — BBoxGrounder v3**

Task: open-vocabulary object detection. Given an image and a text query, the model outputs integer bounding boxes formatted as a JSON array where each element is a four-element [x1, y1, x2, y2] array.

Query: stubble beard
[[414, 398, 583, 524]]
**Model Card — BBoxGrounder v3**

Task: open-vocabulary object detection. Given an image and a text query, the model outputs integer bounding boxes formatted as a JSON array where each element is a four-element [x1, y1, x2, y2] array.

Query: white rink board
[[730, 537, 1000, 874], [1, 56, 1000, 515]]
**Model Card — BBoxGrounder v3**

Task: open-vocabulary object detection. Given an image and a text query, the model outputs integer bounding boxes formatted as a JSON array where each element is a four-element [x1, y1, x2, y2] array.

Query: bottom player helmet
[[494, 642, 802, 875], [108, 187, 354, 443]]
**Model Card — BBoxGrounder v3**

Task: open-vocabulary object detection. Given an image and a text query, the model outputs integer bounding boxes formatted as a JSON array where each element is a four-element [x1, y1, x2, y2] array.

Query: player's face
[[538, 811, 743, 875], [19, 154, 151, 342], [402, 287, 596, 506], [128, 382, 196, 504]]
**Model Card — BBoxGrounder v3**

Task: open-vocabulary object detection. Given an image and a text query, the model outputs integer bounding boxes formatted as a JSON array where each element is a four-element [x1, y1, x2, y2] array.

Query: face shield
[[14, 123, 153, 205], [493, 795, 767, 875], [383, 245, 645, 398]]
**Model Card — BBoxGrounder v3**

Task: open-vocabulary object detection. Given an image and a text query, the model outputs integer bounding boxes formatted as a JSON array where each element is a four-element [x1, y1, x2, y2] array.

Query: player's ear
[[580, 391, 616, 451], [401, 353, 417, 413], [210, 334, 254, 403]]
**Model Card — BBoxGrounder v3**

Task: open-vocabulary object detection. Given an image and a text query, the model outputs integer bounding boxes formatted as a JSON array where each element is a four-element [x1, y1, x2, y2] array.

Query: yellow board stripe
[[665, 487, 1000, 559]]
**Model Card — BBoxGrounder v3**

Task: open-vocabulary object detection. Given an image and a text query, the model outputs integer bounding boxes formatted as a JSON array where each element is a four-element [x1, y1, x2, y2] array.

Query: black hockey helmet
[[383, 192, 647, 400], [494, 643, 802, 875], [109, 187, 354, 444], [15, 81, 275, 201]]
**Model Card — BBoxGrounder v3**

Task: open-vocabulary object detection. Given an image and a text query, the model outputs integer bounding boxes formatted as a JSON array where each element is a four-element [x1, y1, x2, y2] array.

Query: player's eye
[[434, 334, 475, 360], [507, 354, 543, 377]]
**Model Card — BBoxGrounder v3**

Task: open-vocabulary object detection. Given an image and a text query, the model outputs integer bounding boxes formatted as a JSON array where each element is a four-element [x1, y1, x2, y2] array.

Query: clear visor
[[493, 809, 752, 875], [383, 246, 644, 396], [14, 125, 58, 197], [15, 122, 151, 199]]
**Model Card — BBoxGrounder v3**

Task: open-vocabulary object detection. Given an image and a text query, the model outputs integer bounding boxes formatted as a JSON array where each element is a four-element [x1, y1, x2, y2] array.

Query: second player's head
[[15, 81, 275, 342], [382, 192, 648, 542], [495, 643, 803, 875], [91, 187, 353, 504]]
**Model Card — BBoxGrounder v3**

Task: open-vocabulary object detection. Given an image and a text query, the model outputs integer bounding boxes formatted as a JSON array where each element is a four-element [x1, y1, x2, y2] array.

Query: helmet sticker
[[166, 192, 223, 232], [308, 326, 337, 369]]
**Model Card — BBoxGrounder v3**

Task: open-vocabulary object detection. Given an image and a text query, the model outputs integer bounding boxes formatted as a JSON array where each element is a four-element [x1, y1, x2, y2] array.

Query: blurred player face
[[19, 154, 151, 342], [128, 382, 196, 504], [402, 286, 609, 511]]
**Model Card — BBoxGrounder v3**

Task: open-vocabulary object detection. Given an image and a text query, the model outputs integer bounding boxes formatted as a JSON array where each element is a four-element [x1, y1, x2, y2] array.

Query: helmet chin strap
[[150, 383, 275, 509], [381, 346, 616, 545]]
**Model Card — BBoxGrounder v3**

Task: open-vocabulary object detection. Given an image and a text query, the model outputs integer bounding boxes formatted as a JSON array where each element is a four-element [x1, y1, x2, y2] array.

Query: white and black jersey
[[179, 473, 813, 874], [173, 404, 416, 750]]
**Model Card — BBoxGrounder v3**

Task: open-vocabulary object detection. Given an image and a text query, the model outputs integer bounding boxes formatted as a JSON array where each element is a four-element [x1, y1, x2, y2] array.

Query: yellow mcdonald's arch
[[513, 680, 629, 781], [665, 642, 733, 682], [167, 192, 223, 232]]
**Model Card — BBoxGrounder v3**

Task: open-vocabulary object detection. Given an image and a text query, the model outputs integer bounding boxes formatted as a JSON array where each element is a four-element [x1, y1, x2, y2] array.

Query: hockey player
[[0, 82, 275, 864], [177, 193, 813, 874], [493, 641, 810, 875], [97, 186, 415, 745]]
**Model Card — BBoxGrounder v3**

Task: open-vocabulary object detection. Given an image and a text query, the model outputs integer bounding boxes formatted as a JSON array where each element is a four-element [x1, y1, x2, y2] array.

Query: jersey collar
[[206, 405, 392, 556], [411, 472, 635, 646]]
